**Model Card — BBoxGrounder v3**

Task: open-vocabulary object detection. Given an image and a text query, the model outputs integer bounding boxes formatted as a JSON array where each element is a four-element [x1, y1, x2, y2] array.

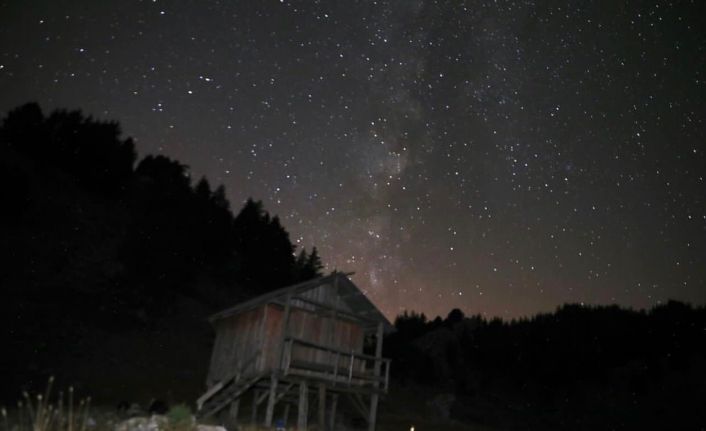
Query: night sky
[[1, 1, 704, 319]]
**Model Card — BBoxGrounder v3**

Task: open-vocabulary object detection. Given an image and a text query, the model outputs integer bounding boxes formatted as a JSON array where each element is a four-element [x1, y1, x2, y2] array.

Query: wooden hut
[[196, 272, 393, 431]]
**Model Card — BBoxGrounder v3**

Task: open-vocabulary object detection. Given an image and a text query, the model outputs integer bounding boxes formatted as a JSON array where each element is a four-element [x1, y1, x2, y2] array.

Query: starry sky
[[1, 0, 705, 319]]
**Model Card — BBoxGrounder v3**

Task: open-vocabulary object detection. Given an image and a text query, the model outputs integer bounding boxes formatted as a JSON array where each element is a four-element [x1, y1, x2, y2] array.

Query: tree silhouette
[[0, 102, 331, 402], [1, 102, 327, 309], [232, 198, 299, 290], [385, 301, 706, 429], [294, 246, 324, 282], [2, 102, 136, 194], [445, 308, 465, 326]]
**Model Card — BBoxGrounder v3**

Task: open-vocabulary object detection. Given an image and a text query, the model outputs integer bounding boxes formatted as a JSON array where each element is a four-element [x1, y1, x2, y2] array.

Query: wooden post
[[297, 382, 308, 430], [228, 398, 239, 426], [283, 403, 291, 425], [257, 306, 269, 372], [318, 383, 326, 430], [329, 394, 338, 431], [251, 390, 259, 424], [264, 374, 279, 427], [328, 276, 339, 369], [368, 322, 384, 431], [277, 293, 293, 370]]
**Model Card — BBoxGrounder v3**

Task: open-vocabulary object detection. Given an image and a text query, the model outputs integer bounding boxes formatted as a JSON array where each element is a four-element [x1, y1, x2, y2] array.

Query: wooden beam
[[256, 390, 269, 405], [251, 390, 259, 424], [291, 295, 377, 325], [228, 399, 239, 426], [207, 272, 351, 323], [328, 277, 339, 377], [283, 403, 290, 425], [196, 381, 223, 411], [297, 382, 308, 430], [284, 336, 383, 361], [275, 382, 295, 403], [368, 322, 384, 431], [199, 372, 265, 419], [257, 306, 268, 372], [264, 374, 278, 427], [329, 394, 338, 431]]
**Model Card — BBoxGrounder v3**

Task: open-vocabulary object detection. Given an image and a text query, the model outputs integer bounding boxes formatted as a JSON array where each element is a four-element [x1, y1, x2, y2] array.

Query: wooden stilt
[[297, 382, 308, 430], [368, 394, 379, 431], [264, 374, 279, 427], [283, 403, 290, 425], [318, 383, 326, 430], [329, 393, 338, 431], [228, 398, 239, 426], [368, 322, 384, 431], [251, 390, 259, 424]]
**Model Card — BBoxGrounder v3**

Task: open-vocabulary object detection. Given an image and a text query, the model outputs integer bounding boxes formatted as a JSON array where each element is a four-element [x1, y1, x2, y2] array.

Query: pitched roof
[[209, 271, 394, 332]]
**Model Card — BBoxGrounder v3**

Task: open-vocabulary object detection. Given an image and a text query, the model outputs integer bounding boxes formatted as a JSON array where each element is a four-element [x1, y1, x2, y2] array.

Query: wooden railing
[[281, 337, 390, 392]]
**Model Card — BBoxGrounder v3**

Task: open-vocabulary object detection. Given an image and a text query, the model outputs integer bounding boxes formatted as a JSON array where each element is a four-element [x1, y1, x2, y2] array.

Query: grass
[[165, 404, 195, 431], [2, 379, 498, 431], [2, 378, 93, 431]]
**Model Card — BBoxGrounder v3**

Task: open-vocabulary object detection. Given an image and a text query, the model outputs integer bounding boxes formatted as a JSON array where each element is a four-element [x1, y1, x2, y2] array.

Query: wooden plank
[[199, 373, 265, 419], [275, 382, 295, 403], [291, 296, 376, 325], [285, 336, 381, 361], [256, 389, 269, 405], [297, 382, 308, 430], [276, 294, 293, 370], [196, 381, 223, 410], [209, 307, 266, 383]]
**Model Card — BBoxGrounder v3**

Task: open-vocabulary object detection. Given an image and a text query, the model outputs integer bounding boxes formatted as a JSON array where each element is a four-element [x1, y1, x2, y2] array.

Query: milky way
[[1, 1, 704, 318]]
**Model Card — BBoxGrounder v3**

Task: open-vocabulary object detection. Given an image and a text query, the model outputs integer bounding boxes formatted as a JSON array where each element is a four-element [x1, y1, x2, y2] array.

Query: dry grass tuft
[[2, 378, 93, 431]]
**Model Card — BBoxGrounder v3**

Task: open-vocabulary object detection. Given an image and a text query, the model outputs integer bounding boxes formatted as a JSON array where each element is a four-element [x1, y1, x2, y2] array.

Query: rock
[[196, 425, 227, 431], [117, 401, 130, 415], [148, 400, 169, 415], [127, 403, 143, 418], [115, 415, 168, 431]]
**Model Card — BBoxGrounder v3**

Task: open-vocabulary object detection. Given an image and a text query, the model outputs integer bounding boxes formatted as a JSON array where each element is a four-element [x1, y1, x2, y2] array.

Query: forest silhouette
[[386, 303, 706, 429], [0, 103, 322, 402], [1, 103, 704, 429]]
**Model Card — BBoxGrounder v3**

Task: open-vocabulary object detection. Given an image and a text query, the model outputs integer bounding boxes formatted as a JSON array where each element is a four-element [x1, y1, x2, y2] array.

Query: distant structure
[[196, 272, 393, 431]]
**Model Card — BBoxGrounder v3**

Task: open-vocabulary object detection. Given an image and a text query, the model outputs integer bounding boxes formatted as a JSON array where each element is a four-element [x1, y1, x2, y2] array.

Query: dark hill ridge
[[0, 103, 323, 403], [385, 303, 706, 430]]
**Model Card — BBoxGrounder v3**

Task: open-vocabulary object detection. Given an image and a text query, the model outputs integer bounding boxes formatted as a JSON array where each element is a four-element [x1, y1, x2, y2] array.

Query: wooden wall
[[207, 306, 265, 384], [208, 281, 369, 384], [261, 303, 364, 369]]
